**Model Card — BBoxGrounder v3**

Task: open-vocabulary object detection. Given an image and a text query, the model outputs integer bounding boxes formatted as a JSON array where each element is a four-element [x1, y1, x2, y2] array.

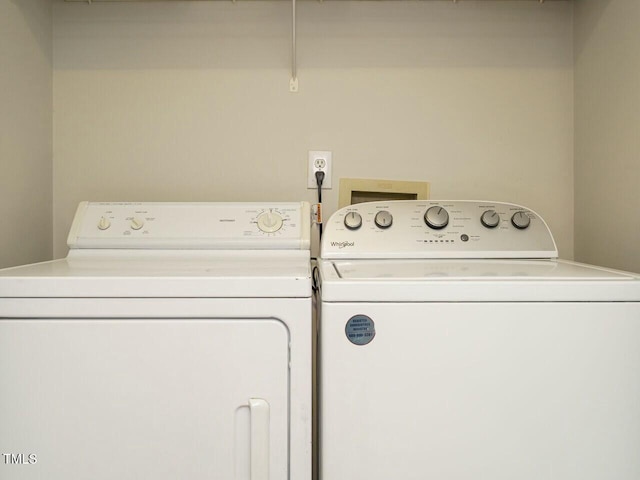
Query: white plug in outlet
[[308, 151, 332, 189]]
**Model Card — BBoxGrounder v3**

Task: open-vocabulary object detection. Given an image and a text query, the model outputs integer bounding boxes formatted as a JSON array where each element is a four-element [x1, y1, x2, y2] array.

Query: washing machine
[[0, 202, 311, 480], [318, 200, 640, 480]]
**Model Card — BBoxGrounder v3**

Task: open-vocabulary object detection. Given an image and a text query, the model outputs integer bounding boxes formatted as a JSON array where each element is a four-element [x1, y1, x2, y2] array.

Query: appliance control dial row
[[424, 206, 449, 230], [344, 212, 363, 230], [98, 217, 145, 231]]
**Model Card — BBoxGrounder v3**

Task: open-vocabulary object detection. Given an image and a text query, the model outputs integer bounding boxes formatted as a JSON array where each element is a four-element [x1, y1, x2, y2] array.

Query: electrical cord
[[312, 264, 320, 293], [315, 170, 325, 239]]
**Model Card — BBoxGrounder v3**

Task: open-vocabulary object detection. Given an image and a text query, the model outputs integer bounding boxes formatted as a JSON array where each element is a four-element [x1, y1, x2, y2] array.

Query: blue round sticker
[[345, 315, 376, 346]]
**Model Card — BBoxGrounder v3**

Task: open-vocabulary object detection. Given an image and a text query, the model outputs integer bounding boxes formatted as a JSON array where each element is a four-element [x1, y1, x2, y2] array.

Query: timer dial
[[344, 212, 363, 230], [481, 210, 500, 229], [257, 210, 284, 233], [374, 211, 393, 229], [424, 206, 449, 230], [511, 211, 531, 230]]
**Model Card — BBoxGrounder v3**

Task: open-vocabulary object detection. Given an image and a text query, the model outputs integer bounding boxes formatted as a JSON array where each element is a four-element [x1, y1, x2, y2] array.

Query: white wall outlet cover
[[307, 151, 332, 189]]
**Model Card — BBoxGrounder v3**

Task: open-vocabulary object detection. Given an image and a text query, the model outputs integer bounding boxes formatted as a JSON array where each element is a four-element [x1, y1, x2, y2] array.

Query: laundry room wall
[[52, 0, 573, 259], [574, 0, 640, 273], [0, 0, 53, 269]]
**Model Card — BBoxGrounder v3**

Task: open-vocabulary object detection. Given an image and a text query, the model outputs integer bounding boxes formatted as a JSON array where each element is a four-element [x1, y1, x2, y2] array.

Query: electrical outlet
[[308, 151, 332, 189]]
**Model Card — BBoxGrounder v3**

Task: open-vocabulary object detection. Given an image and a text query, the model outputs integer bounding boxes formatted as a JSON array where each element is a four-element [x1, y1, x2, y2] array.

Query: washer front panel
[[320, 301, 640, 480]]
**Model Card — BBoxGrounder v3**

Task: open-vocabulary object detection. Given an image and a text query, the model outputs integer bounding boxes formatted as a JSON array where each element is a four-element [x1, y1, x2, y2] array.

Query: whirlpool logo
[[331, 241, 355, 249]]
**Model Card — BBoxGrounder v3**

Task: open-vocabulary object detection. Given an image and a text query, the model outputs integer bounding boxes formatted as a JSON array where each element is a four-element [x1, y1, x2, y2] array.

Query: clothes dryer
[[318, 200, 640, 480], [0, 202, 312, 480]]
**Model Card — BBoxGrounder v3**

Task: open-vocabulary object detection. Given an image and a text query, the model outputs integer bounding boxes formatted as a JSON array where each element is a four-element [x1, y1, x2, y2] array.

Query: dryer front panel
[[0, 319, 289, 480], [319, 302, 640, 480]]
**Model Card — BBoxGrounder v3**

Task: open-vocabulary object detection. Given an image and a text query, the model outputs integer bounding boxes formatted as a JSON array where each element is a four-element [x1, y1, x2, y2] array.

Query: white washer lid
[[320, 259, 640, 302], [0, 250, 311, 298]]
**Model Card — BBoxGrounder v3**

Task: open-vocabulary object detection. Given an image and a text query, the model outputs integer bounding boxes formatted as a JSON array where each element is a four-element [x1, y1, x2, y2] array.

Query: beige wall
[[0, 0, 53, 268], [574, 0, 640, 273], [53, 0, 573, 258]]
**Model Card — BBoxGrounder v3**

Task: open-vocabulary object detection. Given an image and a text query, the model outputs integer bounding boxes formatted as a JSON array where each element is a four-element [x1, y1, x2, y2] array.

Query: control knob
[[97, 217, 111, 230], [344, 212, 362, 230], [257, 211, 284, 233], [511, 211, 531, 230], [424, 206, 449, 230], [130, 218, 144, 230], [481, 210, 500, 229], [374, 211, 393, 229]]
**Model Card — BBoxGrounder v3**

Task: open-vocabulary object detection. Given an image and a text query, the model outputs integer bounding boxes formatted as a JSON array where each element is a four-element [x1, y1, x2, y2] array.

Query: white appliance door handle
[[249, 398, 270, 480]]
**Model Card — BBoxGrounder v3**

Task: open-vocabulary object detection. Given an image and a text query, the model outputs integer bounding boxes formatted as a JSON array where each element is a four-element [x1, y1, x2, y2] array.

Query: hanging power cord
[[315, 170, 325, 239], [313, 170, 325, 296], [311, 264, 320, 294]]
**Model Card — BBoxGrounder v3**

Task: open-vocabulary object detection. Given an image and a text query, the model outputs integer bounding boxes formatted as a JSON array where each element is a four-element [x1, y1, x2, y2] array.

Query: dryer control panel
[[321, 200, 557, 259], [68, 202, 311, 249]]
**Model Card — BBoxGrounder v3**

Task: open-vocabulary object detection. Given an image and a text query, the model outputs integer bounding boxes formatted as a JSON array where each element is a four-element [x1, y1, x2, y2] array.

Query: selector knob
[[344, 212, 363, 230], [424, 206, 449, 230], [374, 211, 393, 229], [511, 211, 531, 230], [130, 218, 144, 230], [481, 210, 500, 229], [257, 211, 284, 233], [97, 217, 111, 230]]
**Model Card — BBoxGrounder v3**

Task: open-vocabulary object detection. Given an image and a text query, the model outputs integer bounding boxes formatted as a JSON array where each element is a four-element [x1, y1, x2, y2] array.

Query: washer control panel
[[68, 202, 310, 249], [322, 200, 557, 259]]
